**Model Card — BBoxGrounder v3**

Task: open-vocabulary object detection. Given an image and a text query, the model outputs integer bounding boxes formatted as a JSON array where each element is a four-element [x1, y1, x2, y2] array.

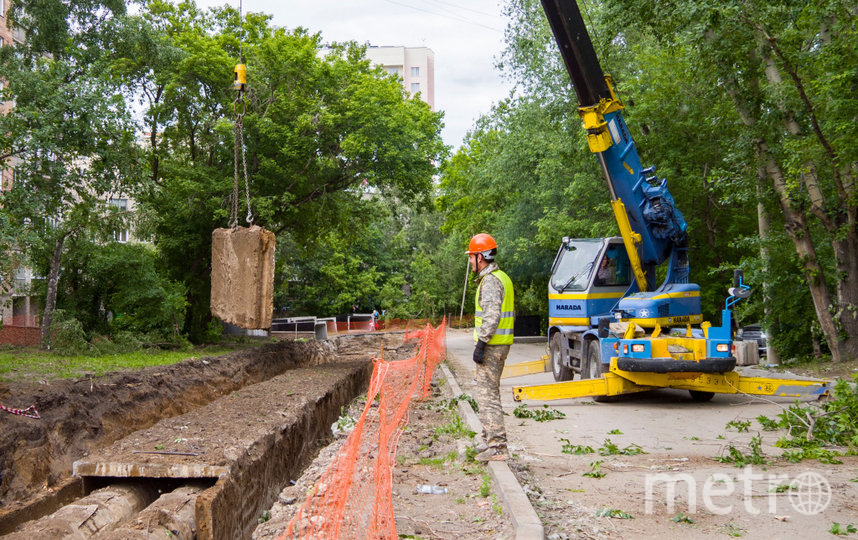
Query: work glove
[[473, 340, 487, 365]]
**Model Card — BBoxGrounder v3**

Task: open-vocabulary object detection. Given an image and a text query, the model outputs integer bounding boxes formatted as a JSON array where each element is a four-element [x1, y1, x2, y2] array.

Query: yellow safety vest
[[474, 269, 515, 345]]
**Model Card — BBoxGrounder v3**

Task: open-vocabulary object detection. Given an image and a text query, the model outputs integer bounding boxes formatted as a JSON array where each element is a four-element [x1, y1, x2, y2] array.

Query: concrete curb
[[440, 364, 544, 540]]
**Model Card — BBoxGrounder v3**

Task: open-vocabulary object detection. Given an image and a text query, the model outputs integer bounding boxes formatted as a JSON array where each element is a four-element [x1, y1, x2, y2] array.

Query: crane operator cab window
[[594, 246, 630, 287]]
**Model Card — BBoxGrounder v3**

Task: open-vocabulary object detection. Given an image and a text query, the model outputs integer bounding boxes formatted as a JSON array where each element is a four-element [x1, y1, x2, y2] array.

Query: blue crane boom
[[506, 0, 830, 405], [541, 0, 689, 290], [539, 0, 724, 391]]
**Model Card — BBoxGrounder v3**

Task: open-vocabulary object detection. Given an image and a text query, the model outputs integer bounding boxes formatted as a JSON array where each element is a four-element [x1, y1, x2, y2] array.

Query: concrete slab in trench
[[74, 361, 372, 540]]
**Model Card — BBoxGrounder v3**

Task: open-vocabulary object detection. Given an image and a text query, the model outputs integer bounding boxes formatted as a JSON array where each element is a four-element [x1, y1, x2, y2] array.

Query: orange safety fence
[[375, 318, 452, 332], [279, 318, 447, 539], [333, 320, 375, 333]]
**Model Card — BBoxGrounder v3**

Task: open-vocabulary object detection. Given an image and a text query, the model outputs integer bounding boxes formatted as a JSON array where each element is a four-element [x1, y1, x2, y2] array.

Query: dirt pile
[[253, 368, 515, 539], [0, 336, 386, 514]]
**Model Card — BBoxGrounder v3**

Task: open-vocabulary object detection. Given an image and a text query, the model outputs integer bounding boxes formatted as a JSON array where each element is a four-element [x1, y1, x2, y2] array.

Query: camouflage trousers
[[474, 344, 510, 449]]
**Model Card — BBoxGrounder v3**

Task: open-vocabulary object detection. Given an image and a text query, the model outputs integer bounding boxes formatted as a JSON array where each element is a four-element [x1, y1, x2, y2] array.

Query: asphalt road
[[444, 328, 857, 539], [444, 327, 823, 458]]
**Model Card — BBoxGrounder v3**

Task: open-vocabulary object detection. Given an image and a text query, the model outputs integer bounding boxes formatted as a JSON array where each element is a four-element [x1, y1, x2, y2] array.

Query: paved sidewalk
[[443, 328, 546, 540]]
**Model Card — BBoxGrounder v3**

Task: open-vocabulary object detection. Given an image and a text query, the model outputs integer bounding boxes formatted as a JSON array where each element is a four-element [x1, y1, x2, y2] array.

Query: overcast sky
[[192, 0, 515, 149]]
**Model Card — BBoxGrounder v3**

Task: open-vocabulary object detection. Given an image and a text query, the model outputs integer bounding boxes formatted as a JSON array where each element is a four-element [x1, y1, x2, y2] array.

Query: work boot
[[474, 447, 508, 462]]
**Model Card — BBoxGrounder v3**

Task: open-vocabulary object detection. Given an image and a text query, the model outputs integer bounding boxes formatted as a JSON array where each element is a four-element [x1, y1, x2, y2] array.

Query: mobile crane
[[510, 0, 829, 402]]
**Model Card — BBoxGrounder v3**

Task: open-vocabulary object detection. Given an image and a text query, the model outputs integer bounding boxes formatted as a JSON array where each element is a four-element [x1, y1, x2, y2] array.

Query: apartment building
[[364, 46, 435, 111], [1, 0, 25, 190], [0, 3, 39, 344]]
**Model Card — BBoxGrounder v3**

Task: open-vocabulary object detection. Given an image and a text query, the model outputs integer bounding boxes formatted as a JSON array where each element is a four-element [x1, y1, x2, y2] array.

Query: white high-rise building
[[364, 46, 435, 111], [0, 0, 39, 342], [1, 0, 25, 191]]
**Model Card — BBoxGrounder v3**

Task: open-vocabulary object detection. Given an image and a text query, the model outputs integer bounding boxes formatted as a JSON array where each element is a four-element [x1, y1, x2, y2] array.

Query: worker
[[595, 254, 617, 286], [466, 233, 515, 461]]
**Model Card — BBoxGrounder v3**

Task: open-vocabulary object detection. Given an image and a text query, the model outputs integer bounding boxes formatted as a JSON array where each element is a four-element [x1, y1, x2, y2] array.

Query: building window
[[386, 66, 400, 76], [410, 82, 420, 93], [109, 198, 129, 243], [109, 198, 128, 211], [410, 66, 420, 77]]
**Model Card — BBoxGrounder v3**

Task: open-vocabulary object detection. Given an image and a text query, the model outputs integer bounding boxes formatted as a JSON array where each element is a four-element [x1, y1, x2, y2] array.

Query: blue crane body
[[539, 0, 736, 396], [510, 0, 829, 403]]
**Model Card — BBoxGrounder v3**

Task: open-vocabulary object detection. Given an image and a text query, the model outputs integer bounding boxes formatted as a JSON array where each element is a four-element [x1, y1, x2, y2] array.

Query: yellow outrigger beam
[[512, 358, 830, 402], [501, 355, 550, 379]]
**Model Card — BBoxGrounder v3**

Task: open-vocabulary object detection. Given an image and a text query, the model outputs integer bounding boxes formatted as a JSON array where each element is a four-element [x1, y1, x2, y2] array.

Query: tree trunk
[[759, 142, 843, 362], [812, 335, 823, 359], [832, 226, 858, 361], [761, 41, 858, 361], [700, 164, 721, 267], [755, 170, 780, 365], [726, 56, 845, 361], [40, 232, 69, 349]]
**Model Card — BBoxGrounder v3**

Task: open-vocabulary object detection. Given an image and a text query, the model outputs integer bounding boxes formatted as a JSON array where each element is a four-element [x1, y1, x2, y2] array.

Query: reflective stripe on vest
[[474, 269, 515, 345]]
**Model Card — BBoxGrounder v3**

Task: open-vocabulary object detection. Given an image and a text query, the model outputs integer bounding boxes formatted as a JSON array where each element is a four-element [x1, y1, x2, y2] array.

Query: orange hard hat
[[465, 233, 498, 254]]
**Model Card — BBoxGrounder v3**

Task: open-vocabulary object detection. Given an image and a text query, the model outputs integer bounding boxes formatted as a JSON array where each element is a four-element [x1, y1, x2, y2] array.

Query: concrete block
[[210, 226, 275, 329]]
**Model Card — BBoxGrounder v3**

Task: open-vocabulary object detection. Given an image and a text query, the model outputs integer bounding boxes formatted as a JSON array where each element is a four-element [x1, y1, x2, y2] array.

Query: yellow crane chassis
[[511, 358, 830, 402]]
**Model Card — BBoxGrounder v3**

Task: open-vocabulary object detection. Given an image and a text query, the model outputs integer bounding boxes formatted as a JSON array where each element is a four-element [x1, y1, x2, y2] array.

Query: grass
[[0, 343, 256, 383], [433, 412, 476, 439], [479, 473, 492, 497], [417, 451, 459, 469]]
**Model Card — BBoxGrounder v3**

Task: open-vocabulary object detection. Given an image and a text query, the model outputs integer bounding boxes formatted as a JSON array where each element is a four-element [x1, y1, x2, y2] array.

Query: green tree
[[603, 0, 858, 361], [0, 0, 142, 348], [114, 2, 445, 340], [40, 239, 187, 341]]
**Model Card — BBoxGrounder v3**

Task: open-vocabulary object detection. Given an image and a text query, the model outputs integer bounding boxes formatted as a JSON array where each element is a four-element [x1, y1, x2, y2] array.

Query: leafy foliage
[[47, 310, 89, 355], [0, 0, 144, 348], [117, 5, 445, 340], [583, 460, 606, 478], [444, 394, 479, 413], [512, 403, 566, 422], [596, 507, 632, 519], [715, 434, 767, 467], [561, 439, 594, 455], [830, 523, 858, 536], [598, 438, 646, 456], [725, 419, 752, 433], [4, 0, 858, 358], [45, 241, 187, 341], [755, 375, 858, 461]]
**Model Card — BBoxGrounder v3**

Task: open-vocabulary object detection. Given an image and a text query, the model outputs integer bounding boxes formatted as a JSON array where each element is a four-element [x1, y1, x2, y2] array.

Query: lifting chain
[[230, 0, 253, 229], [231, 88, 252, 228]]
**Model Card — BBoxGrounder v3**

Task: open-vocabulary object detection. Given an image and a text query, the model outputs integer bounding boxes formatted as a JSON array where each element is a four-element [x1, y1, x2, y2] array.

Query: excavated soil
[[0, 332, 406, 533], [0, 331, 516, 539], [254, 369, 515, 540]]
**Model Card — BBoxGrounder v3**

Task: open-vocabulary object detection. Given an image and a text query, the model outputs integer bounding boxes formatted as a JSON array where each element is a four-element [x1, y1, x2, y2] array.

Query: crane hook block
[[234, 64, 247, 91]]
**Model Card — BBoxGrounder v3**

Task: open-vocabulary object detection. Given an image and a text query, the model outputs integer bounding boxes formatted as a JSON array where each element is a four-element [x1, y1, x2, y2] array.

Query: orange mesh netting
[[279, 319, 447, 540]]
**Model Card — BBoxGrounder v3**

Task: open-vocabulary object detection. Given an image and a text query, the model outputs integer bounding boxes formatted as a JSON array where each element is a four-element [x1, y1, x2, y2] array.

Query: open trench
[[0, 332, 408, 540]]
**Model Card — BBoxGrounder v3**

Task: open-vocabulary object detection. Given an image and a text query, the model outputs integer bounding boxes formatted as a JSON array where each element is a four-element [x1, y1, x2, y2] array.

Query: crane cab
[[548, 237, 632, 331], [548, 236, 704, 332]]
